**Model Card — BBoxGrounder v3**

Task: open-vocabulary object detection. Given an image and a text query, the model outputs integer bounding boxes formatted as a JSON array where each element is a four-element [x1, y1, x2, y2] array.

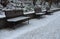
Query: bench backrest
[[34, 7, 42, 13], [5, 10, 23, 18]]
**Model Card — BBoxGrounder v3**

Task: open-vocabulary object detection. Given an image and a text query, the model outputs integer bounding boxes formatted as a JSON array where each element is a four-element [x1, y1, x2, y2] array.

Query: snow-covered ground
[[0, 11, 60, 39]]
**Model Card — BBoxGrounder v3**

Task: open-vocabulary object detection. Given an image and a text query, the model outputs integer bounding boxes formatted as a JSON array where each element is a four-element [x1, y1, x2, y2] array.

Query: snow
[[2, 8, 15, 11], [7, 16, 29, 22], [36, 12, 45, 15], [24, 11, 35, 15], [0, 11, 60, 39], [42, 9, 46, 12], [0, 11, 6, 18]]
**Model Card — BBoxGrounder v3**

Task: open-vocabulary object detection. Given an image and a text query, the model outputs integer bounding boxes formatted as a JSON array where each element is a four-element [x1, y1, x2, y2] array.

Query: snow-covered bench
[[24, 11, 35, 18], [0, 11, 6, 28], [42, 8, 58, 15], [49, 8, 60, 12], [3, 9, 30, 26], [34, 7, 45, 18], [46, 8, 60, 13], [7, 16, 29, 24]]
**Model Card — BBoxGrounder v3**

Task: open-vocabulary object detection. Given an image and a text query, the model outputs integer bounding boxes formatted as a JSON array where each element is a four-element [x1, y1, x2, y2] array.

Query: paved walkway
[[0, 11, 60, 39]]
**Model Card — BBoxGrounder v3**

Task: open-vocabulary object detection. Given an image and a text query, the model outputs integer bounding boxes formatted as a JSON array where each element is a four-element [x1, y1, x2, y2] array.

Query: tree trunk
[[33, 0, 37, 6]]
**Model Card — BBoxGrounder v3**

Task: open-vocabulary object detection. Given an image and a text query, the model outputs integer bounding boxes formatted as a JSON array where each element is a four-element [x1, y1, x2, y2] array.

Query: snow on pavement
[[0, 11, 60, 39]]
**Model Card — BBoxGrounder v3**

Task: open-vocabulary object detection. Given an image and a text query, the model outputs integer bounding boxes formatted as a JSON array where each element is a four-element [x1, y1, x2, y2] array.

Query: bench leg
[[28, 18, 29, 24], [9, 23, 16, 29], [28, 20, 29, 24]]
